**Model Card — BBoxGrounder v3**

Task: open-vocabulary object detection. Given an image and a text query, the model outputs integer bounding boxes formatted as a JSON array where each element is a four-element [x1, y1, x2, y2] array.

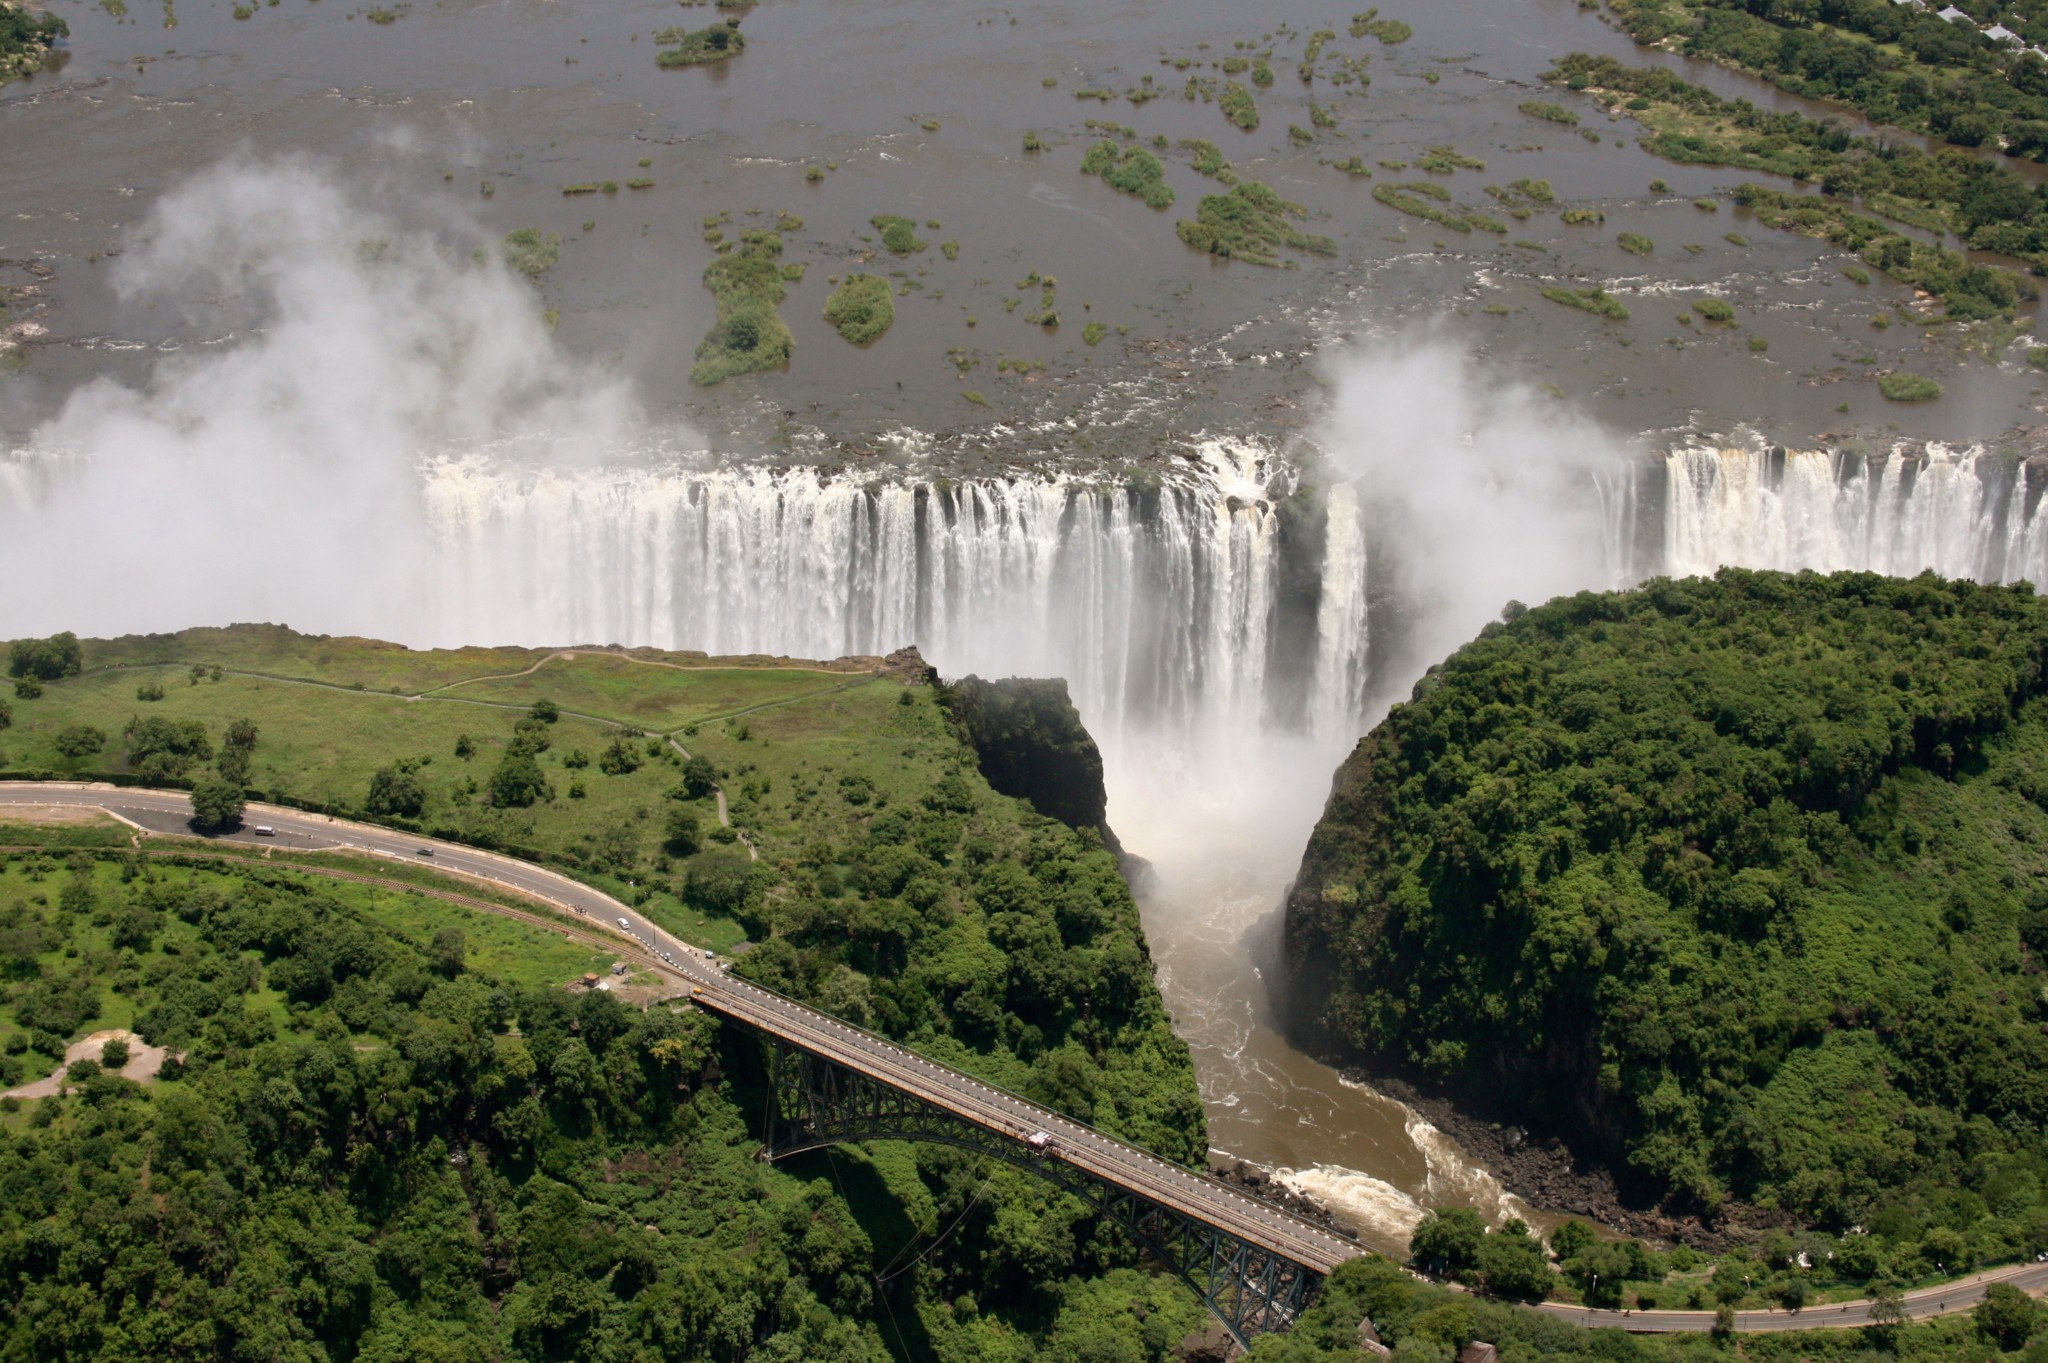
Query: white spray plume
[[1316, 334, 1637, 692], [0, 156, 644, 641]]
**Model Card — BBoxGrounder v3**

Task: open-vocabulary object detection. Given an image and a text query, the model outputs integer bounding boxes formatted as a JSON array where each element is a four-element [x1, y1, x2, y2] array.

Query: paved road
[[1535, 1259, 2048, 1334], [0, 782, 1358, 1276]]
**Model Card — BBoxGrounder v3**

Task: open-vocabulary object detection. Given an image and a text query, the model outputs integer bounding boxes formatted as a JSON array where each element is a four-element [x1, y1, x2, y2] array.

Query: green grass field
[[0, 625, 1021, 956]]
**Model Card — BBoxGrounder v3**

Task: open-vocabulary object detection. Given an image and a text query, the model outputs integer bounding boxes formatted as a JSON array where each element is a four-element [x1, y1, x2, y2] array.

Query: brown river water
[[7, 0, 2048, 1254]]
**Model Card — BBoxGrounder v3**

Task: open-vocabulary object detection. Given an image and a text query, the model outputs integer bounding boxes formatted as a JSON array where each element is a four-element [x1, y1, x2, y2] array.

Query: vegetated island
[[1544, 52, 2038, 320], [654, 17, 743, 68], [0, 2, 62, 84], [0, 624, 1228, 1359], [1607, 0, 2048, 160], [692, 224, 793, 385], [824, 272, 894, 343], [1286, 570, 2048, 1311]]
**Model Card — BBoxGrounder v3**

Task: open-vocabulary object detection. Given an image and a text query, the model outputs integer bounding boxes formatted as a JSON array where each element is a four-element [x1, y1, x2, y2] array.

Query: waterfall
[[419, 440, 1375, 741], [1659, 441, 2048, 586]]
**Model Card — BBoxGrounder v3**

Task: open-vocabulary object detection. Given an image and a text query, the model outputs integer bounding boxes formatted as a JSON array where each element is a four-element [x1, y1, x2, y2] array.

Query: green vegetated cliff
[[944, 675, 1109, 836], [0, 626, 1212, 1361], [1286, 569, 2048, 1232]]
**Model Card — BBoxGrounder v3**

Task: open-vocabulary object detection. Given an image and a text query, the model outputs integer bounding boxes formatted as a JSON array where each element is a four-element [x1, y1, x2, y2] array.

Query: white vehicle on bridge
[[1025, 1130, 1057, 1154]]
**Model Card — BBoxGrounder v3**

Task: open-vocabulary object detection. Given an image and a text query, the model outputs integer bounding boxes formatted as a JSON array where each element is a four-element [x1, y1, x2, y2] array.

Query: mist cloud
[[1316, 335, 1638, 692], [0, 156, 640, 641]]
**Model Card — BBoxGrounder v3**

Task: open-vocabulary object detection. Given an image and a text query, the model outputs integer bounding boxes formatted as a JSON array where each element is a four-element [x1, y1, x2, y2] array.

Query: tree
[[224, 718, 259, 752], [1977, 1281, 2037, 1351], [1548, 1219, 1596, 1262], [0, 696, 9, 731], [529, 698, 559, 723], [429, 929, 466, 979], [8, 632, 82, 681], [366, 764, 428, 818], [663, 806, 702, 857], [1868, 1280, 1907, 1341], [597, 737, 641, 776], [1408, 1207, 1486, 1278], [11, 676, 39, 700], [684, 851, 753, 915], [488, 752, 552, 808], [682, 754, 719, 799], [455, 734, 475, 759], [1712, 1303, 1736, 1339], [1566, 1241, 1635, 1308], [1476, 1226, 1554, 1301], [188, 776, 245, 833], [100, 1038, 129, 1070]]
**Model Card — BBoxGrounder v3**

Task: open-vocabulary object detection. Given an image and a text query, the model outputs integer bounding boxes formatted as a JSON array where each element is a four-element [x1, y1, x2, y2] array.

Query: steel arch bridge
[[755, 1031, 1327, 1352]]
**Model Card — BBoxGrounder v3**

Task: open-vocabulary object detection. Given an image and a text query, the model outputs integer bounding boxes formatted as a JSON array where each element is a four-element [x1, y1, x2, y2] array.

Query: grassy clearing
[[1177, 181, 1336, 266], [654, 20, 743, 68], [1542, 286, 1630, 321], [823, 274, 895, 344], [1080, 141, 1174, 208], [692, 229, 793, 385]]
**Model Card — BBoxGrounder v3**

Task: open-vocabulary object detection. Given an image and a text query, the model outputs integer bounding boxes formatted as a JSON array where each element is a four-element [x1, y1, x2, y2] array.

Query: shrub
[[1693, 297, 1735, 323], [1617, 232, 1653, 255], [100, 1038, 129, 1070]]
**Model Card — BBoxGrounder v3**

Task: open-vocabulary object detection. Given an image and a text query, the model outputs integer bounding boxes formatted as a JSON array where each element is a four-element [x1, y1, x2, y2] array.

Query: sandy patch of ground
[[3, 1029, 171, 1100]]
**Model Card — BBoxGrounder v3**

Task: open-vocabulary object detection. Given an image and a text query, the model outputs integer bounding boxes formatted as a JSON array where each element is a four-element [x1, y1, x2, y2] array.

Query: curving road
[[1534, 1259, 2048, 1334], [0, 782, 1358, 1276]]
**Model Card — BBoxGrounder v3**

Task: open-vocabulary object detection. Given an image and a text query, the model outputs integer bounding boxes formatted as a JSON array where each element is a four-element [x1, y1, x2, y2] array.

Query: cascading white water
[[420, 439, 1374, 745], [1660, 441, 2048, 585]]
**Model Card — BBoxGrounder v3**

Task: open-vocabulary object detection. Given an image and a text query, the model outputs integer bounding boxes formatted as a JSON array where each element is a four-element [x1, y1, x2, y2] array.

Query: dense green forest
[[1545, 51, 2041, 315], [0, 847, 1226, 1361], [1286, 570, 2048, 1262], [1609, 0, 2048, 157]]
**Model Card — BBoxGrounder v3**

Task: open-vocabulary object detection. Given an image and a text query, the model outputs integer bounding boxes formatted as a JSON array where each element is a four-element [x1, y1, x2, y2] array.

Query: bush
[[100, 1038, 129, 1070], [1693, 297, 1735, 323], [136, 681, 166, 702]]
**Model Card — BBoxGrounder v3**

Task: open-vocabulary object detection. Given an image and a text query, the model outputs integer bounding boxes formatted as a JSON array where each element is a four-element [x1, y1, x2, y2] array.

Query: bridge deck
[[692, 980, 1361, 1275]]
